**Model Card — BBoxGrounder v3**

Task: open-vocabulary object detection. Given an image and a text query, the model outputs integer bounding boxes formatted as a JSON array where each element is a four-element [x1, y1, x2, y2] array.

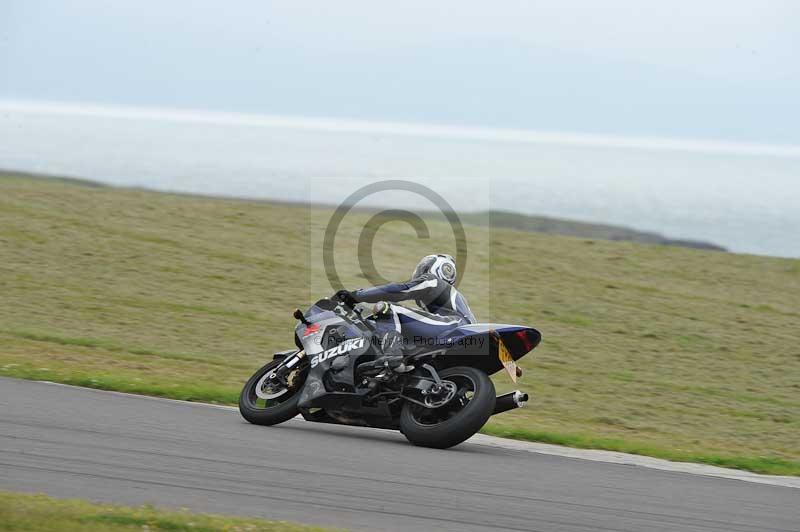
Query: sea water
[[1, 102, 798, 257]]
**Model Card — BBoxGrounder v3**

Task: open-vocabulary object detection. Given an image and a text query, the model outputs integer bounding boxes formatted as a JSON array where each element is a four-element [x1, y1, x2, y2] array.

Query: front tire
[[239, 360, 304, 426], [400, 366, 495, 449]]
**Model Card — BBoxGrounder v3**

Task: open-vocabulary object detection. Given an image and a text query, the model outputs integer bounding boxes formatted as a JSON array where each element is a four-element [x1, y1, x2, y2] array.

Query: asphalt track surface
[[1, 377, 798, 532]]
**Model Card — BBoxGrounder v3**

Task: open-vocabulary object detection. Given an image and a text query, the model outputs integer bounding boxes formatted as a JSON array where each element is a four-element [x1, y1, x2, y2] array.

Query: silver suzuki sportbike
[[239, 293, 541, 448]]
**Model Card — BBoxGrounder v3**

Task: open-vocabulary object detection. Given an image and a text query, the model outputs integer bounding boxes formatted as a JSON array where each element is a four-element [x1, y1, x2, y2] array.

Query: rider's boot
[[372, 331, 413, 374]]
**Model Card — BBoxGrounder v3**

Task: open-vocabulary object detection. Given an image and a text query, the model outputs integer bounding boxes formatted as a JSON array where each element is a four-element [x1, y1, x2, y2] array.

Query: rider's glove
[[334, 289, 358, 308]]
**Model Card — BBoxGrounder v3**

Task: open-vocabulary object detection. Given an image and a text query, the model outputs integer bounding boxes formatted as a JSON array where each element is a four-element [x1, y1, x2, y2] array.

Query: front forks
[[269, 350, 306, 380]]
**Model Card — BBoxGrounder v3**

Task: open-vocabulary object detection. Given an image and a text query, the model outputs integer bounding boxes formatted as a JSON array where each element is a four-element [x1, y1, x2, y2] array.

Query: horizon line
[[2, 98, 799, 159]]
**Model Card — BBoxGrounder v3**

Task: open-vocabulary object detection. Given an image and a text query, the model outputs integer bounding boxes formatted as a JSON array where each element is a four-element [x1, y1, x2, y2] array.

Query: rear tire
[[239, 360, 303, 426], [400, 366, 495, 449]]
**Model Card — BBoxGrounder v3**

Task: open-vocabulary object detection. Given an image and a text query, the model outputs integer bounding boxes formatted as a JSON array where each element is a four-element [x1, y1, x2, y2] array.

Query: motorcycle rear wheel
[[400, 366, 495, 449], [239, 360, 305, 426]]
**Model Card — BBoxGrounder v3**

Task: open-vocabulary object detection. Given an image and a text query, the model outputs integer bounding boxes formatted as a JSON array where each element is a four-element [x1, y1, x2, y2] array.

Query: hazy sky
[[2, 1, 798, 143]]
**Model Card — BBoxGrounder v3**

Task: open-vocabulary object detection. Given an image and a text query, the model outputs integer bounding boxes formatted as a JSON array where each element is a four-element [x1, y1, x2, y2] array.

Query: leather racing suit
[[351, 273, 476, 325]]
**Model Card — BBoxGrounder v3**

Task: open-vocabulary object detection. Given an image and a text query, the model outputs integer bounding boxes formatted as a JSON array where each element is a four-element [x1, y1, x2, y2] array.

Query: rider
[[336, 254, 475, 371]]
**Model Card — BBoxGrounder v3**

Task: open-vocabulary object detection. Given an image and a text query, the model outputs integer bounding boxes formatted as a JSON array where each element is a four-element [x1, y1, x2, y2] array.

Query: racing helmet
[[412, 254, 457, 285]]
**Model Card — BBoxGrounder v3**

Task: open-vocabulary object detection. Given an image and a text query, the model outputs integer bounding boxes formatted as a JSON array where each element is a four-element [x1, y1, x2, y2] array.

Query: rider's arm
[[352, 275, 447, 305]]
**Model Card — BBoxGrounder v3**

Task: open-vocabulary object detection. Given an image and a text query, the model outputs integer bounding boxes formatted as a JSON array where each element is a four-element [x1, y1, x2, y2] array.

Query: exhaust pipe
[[492, 390, 529, 415]]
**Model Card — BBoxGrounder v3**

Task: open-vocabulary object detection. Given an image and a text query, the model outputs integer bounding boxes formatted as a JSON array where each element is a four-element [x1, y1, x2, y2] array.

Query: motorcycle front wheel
[[400, 366, 496, 449], [239, 359, 306, 426]]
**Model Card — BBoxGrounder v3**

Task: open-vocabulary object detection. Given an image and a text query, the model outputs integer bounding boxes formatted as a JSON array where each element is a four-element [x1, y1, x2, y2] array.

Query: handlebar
[[331, 294, 376, 332]]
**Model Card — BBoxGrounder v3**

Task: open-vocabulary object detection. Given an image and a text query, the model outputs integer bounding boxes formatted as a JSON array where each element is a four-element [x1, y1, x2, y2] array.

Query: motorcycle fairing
[[295, 305, 374, 409], [421, 323, 542, 375], [293, 298, 541, 409], [384, 305, 541, 373]]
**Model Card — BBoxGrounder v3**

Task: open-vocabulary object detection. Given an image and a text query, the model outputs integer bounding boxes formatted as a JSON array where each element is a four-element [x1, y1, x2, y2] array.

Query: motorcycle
[[239, 294, 542, 448]]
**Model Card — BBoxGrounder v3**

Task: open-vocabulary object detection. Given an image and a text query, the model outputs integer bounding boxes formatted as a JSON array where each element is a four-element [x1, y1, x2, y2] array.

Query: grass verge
[[0, 491, 334, 532]]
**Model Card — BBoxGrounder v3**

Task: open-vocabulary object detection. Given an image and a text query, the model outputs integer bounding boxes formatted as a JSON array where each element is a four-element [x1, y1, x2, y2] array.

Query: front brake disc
[[254, 372, 289, 400]]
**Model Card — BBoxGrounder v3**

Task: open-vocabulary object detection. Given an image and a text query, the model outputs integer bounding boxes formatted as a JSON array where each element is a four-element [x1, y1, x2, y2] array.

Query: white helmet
[[412, 254, 457, 285]]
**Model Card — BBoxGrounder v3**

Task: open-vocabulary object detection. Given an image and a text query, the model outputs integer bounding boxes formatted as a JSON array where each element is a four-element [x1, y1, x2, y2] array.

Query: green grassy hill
[[1, 174, 798, 474]]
